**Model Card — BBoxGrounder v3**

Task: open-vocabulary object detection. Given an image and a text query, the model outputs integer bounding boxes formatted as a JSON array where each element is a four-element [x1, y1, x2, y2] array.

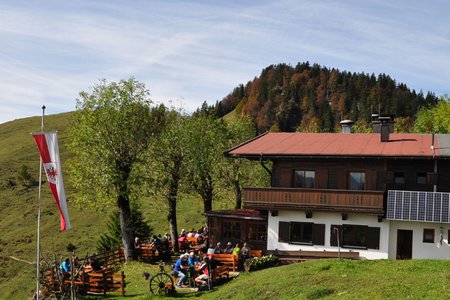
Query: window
[[294, 170, 315, 188], [290, 222, 313, 244], [349, 172, 365, 190], [278, 221, 325, 245], [394, 172, 405, 184], [330, 224, 380, 250], [417, 172, 427, 185], [423, 228, 434, 243], [223, 221, 241, 240], [248, 223, 267, 241]]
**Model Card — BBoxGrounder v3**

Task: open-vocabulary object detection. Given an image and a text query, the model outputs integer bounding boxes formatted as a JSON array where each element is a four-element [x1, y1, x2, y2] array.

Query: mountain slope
[[217, 62, 438, 132]]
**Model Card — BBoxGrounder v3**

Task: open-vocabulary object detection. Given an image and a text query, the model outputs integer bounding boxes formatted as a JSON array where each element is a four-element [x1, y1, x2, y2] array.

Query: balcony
[[243, 187, 385, 214]]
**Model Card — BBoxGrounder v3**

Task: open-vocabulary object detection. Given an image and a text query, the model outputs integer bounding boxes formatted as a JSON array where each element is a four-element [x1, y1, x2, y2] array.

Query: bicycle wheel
[[149, 272, 174, 295]]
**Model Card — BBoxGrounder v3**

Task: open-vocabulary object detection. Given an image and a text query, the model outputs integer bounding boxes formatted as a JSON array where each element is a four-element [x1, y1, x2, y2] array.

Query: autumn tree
[[68, 78, 165, 261]]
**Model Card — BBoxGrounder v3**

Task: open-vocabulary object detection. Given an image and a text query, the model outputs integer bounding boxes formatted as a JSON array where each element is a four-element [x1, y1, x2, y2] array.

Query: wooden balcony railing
[[243, 187, 385, 214]]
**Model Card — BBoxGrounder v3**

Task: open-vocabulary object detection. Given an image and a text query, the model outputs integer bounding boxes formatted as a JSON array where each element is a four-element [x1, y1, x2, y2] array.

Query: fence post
[[121, 271, 125, 296]]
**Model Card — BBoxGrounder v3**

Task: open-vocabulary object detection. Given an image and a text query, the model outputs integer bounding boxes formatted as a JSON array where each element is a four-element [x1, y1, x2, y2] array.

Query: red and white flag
[[33, 132, 71, 231]]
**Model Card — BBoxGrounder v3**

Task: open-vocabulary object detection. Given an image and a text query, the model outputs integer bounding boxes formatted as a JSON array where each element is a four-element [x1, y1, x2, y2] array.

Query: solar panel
[[387, 190, 450, 223]]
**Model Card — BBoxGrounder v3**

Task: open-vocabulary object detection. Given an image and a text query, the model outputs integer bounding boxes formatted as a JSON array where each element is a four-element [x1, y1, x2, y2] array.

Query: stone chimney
[[371, 114, 381, 133], [340, 120, 354, 134], [379, 116, 393, 142]]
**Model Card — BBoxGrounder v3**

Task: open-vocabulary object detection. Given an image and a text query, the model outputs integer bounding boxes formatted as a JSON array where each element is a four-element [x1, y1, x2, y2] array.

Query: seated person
[[224, 242, 233, 254], [214, 242, 223, 254], [242, 242, 251, 260], [188, 251, 199, 267], [173, 254, 189, 287], [60, 258, 71, 274], [195, 257, 210, 287], [84, 257, 101, 273]]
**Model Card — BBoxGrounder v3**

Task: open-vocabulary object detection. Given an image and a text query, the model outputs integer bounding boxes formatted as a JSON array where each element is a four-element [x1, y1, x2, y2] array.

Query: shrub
[[244, 254, 279, 271]]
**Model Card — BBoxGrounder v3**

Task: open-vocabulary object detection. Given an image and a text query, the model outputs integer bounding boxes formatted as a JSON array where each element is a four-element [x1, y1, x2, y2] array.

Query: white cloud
[[0, 0, 449, 124]]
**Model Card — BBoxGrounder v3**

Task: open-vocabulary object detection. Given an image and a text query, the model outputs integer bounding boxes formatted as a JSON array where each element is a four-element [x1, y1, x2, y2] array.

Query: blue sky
[[1, 0, 449, 124]]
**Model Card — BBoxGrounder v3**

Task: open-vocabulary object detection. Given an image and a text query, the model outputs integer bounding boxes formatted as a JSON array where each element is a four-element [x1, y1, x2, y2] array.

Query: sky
[[1, 0, 449, 124]]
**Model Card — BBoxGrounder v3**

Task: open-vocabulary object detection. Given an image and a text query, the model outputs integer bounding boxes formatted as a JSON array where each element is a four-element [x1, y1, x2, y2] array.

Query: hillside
[[0, 114, 215, 299], [83, 259, 450, 299], [216, 62, 439, 132]]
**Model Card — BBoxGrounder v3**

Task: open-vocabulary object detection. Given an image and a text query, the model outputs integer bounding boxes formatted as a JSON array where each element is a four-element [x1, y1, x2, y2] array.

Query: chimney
[[379, 116, 392, 142], [340, 120, 354, 134], [371, 114, 381, 133]]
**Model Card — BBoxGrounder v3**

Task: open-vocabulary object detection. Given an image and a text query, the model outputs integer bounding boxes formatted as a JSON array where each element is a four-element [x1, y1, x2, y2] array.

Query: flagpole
[[36, 105, 45, 299]]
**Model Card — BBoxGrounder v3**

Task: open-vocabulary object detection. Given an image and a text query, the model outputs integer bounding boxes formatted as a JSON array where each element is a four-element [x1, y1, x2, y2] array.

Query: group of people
[[171, 251, 212, 288], [59, 256, 102, 277], [211, 241, 251, 260]]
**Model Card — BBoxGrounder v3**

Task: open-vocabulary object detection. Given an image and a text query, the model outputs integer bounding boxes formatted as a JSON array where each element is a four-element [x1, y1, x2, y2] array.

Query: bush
[[244, 254, 279, 271], [96, 206, 152, 252]]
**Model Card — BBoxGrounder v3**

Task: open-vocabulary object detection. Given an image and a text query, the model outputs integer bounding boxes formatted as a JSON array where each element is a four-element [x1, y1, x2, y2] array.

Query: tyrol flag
[[33, 132, 71, 231]]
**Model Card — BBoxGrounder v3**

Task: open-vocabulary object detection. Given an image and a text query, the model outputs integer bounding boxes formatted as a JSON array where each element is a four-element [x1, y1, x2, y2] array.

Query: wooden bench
[[267, 250, 359, 263], [186, 237, 200, 246], [205, 254, 238, 272], [211, 265, 229, 281]]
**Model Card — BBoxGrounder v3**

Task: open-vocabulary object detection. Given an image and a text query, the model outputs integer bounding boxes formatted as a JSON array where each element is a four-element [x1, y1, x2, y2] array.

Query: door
[[396, 229, 413, 259]]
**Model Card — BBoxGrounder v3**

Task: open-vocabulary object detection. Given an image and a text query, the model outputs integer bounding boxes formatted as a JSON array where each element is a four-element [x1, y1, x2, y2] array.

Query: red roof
[[226, 133, 439, 158]]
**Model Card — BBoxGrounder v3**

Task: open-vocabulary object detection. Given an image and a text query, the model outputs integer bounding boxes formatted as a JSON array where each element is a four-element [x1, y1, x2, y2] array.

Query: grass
[[0, 113, 234, 299], [82, 259, 450, 299]]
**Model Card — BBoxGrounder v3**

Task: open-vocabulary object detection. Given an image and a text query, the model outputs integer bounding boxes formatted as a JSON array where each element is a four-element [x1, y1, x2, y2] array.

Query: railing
[[243, 187, 385, 213]]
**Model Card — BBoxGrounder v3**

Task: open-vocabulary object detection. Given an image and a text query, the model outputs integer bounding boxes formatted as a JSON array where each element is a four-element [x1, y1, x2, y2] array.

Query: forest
[[214, 62, 440, 133]]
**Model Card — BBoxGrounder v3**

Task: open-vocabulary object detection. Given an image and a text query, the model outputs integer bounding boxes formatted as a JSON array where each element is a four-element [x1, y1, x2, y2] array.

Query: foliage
[[221, 116, 270, 208], [217, 62, 438, 132], [147, 108, 189, 253], [244, 254, 279, 271], [68, 78, 165, 260], [66, 243, 77, 253], [96, 207, 152, 252], [68, 78, 165, 209], [414, 96, 450, 133], [16, 164, 33, 186], [352, 118, 372, 133], [185, 115, 229, 212]]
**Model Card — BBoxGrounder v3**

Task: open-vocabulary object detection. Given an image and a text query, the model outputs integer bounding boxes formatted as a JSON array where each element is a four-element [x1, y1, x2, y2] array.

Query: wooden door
[[396, 229, 413, 259]]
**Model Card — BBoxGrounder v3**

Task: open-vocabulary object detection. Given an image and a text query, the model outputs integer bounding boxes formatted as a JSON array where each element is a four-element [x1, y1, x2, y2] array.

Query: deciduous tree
[[68, 78, 164, 261]]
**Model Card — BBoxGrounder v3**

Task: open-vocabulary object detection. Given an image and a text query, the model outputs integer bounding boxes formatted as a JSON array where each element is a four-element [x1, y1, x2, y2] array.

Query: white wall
[[268, 210, 389, 259], [388, 220, 450, 259]]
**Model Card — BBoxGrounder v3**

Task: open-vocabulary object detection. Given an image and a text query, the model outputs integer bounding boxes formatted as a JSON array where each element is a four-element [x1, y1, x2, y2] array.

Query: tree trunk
[[234, 179, 242, 209], [117, 166, 135, 261], [118, 193, 136, 261], [202, 174, 213, 213], [167, 157, 181, 254]]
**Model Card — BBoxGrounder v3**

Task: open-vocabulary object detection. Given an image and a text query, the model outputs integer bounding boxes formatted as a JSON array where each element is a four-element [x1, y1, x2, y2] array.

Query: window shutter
[[366, 227, 380, 249], [386, 171, 394, 184], [278, 169, 292, 187], [312, 223, 325, 245], [278, 222, 290, 243], [330, 225, 343, 247], [328, 170, 337, 189], [366, 170, 377, 190], [315, 169, 328, 189]]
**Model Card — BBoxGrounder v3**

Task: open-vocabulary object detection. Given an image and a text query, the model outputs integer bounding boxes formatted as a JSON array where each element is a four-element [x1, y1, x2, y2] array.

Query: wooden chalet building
[[206, 118, 450, 259]]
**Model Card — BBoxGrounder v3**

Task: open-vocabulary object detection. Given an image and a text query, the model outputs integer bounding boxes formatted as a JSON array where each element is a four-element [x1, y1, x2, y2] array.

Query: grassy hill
[[85, 259, 450, 299], [0, 113, 220, 299]]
